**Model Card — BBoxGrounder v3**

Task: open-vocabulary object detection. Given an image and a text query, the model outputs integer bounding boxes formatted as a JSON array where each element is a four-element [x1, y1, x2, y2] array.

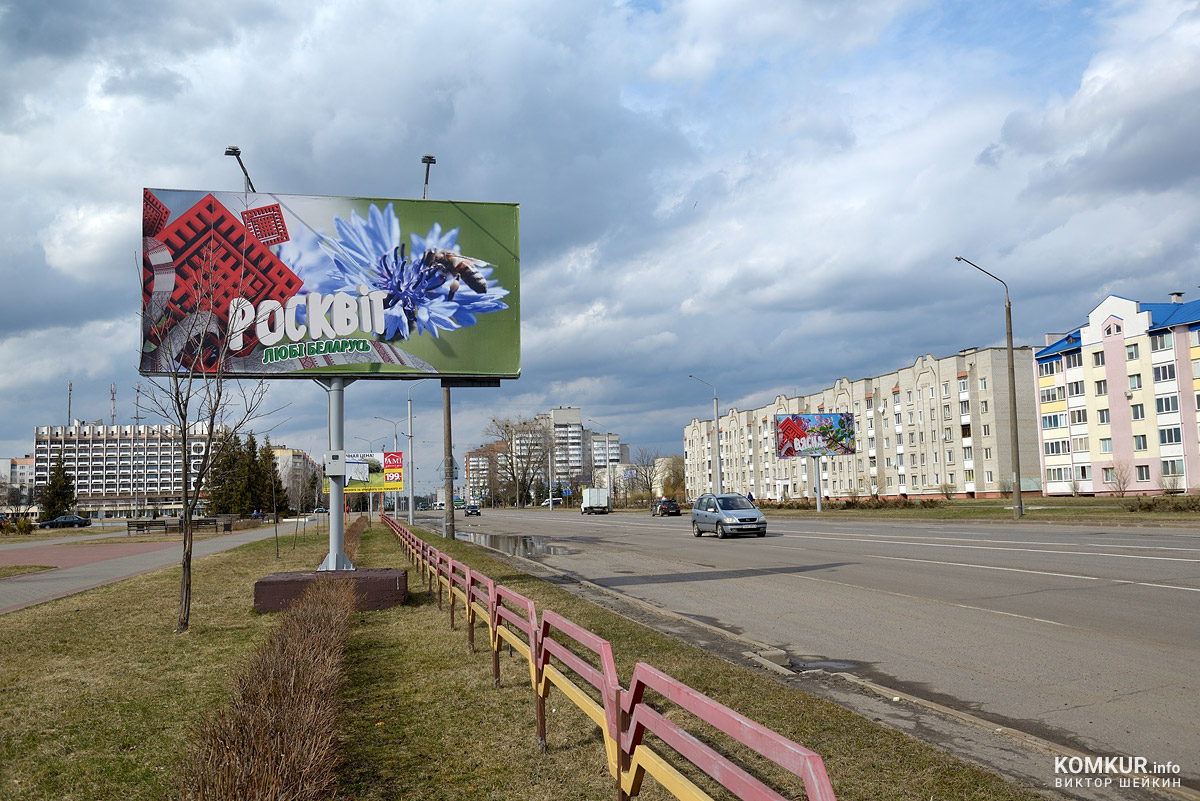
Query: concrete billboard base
[[253, 567, 408, 613]]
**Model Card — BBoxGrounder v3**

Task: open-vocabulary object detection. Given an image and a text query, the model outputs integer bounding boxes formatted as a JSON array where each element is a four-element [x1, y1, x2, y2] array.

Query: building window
[[958, 378, 968, 392], [1098, 408, 1110, 424], [1044, 440, 1070, 456], [960, 400, 970, 415], [985, 470, 993, 483], [1102, 467, 1114, 483], [1136, 465, 1150, 482], [979, 377, 987, 390], [1074, 465, 1090, 481], [1094, 380, 1107, 396], [983, 447, 992, 459], [1069, 409, 1087, 425], [980, 401, 989, 413], [1072, 436, 1089, 452], [1042, 413, 1068, 429], [945, 450, 954, 463], [1156, 395, 1179, 414], [1129, 374, 1142, 390], [982, 424, 990, 436], [1192, 330, 1200, 347], [1065, 352, 1083, 369], [1131, 404, 1145, 420], [1194, 359, 1200, 379], [942, 382, 950, 397], [1038, 360, 1061, 377], [1162, 458, 1184, 477], [1133, 434, 1148, 451], [907, 390, 913, 404], [1126, 343, 1139, 360], [962, 447, 973, 460], [1153, 363, 1176, 383], [963, 469, 974, 482], [1150, 332, 1172, 351], [1159, 427, 1182, 445], [1093, 351, 1106, 367]]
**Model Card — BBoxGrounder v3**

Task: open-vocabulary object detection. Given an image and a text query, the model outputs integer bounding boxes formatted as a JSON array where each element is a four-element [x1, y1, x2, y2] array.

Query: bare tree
[[484, 416, 551, 508], [139, 237, 273, 634], [1106, 460, 1132, 497], [631, 447, 662, 502]]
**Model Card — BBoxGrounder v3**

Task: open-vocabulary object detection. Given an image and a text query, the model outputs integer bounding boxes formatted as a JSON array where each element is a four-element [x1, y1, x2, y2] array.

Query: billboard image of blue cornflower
[[283, 203, 510, 341], [141, 189, 520, 380]]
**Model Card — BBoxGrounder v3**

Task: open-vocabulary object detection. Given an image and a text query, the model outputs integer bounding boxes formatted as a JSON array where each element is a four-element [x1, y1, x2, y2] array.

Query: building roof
[[1141, 299, 1200, 331], [1035, 330, 1081, 361]]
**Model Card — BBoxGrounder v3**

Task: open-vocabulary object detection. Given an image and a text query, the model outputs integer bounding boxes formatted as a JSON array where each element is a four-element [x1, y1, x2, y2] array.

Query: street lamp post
[[688, 374, 722, 494], [407, 379, 427, 526], [422, 154, 436, 200], [353, 436, 387, 517], [587, 418, 615, 512], [956, 256, 1024, 519], [224, 146, 256, 193], [375, 415, 403, 517]]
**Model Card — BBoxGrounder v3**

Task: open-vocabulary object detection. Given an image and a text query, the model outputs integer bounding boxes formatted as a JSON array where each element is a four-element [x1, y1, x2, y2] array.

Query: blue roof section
[[1035, 330, 1081, 360], [1142, 299, 1200, 330]]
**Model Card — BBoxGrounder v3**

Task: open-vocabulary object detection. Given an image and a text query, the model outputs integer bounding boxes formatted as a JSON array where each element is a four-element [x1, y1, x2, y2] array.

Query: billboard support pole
[[442, 383, 454, 540], [318, 377, 355, 571], [813, 455, 823, 513]]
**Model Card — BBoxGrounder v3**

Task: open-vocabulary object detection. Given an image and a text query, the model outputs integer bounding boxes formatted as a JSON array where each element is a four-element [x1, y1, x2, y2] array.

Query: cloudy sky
[[2, 0, 1198, 493]]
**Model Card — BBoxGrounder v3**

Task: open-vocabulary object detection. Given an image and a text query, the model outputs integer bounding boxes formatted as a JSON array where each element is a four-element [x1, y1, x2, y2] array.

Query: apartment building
[[464, 442, 505, 502], [1036, 293, 1200, 495], [271, 446, 321, 508], [683, 347, 1040, 501], [33, 420, 221, 517]]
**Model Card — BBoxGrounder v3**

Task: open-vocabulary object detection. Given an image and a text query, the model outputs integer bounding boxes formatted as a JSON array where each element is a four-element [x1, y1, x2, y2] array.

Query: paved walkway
[[0, 526, 294, 615]]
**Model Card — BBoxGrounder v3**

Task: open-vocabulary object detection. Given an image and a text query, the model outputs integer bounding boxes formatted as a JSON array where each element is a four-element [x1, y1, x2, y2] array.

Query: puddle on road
[[454, 530, 570, 558]]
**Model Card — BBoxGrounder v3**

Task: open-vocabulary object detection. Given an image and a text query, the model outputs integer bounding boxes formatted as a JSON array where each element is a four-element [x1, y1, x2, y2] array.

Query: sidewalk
[[0, 526, 292, 615]]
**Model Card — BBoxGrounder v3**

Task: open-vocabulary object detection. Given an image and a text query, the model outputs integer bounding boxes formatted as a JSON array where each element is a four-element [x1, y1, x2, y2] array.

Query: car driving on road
[[689, 493, 766, 538], [651, 499, 681, 516]]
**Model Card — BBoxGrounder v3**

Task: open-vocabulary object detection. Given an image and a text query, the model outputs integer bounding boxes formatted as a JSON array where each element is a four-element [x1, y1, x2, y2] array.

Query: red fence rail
[[382, 515, 837, 801]]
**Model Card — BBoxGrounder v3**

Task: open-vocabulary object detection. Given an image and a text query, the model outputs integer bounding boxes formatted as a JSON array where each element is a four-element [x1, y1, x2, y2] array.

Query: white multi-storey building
[[683, 347, 1040, 502], [33, 420, 222, 517], [1036, 293, 1200, 495]]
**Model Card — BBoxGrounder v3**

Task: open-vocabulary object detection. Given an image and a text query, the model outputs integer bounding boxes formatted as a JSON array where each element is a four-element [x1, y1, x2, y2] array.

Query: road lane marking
[[772, 532, 1200, 564]]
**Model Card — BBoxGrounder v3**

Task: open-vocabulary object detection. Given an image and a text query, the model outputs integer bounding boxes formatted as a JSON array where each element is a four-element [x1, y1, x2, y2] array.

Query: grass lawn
[[0, 521, 1048, 801], [0, 565, 54, 580]]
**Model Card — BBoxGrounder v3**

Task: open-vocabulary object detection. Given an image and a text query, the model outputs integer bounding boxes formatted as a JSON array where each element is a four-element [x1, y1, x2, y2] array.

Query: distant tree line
[[204, 433, 288, 517]]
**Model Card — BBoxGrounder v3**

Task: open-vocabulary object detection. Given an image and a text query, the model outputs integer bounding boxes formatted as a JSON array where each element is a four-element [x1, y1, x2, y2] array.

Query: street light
[[956, 256, 1024, 519], [375, 415, 404, 518], [421, 154, 436, 200], [406, 379, 428, 525], [224, 145, 256, 193], [587, 418, 615, 512], [353, 436, 387, 517], [688, 374, 722, 494]]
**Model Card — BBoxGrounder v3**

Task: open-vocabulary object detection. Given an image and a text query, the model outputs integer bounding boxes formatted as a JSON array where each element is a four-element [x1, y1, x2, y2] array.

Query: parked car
[[37, 514, 92, 529], [312, 507, 328, 514], [689, 494, 766, 538], [464, 504, 481, 516], [651, 499, 681, 516], [540, 498, 563, 507]]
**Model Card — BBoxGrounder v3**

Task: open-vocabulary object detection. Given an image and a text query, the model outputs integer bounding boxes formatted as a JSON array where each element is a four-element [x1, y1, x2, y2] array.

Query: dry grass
[[0, 565, 54, 579], [178, 579, 356, 800], [0, 519, 1048, 801]]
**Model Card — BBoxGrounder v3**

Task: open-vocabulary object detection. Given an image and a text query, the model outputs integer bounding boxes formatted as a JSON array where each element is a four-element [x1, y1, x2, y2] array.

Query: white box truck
[[580, 487, 609, 514]]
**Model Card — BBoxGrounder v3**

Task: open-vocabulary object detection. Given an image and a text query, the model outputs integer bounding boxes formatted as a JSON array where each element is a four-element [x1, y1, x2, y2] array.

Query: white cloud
[[41, 203, 139, 282]]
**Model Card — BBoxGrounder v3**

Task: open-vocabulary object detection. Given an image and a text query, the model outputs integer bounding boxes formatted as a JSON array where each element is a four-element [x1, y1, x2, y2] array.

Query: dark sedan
[[38, 515, 92, 529], [651, 499, 681, 516]]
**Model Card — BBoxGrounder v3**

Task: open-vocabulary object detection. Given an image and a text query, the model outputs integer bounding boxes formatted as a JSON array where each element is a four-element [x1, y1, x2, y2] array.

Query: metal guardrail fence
[[383, 515, 837, 801]]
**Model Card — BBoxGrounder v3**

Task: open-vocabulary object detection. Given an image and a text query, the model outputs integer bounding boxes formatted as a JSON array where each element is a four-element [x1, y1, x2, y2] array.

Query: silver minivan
[[690, 493, 766, 538]]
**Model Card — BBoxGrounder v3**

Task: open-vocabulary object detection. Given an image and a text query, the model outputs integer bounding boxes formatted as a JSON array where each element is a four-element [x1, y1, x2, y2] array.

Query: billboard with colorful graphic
[[325, 452, 390, 494], [140, 189, 519, 379], [383, 451, 403, 492], [775, 413, 856, 457]]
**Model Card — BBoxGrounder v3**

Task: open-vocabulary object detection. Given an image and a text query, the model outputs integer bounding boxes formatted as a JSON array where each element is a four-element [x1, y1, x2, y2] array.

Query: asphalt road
[[441, 509, 1200, 795]]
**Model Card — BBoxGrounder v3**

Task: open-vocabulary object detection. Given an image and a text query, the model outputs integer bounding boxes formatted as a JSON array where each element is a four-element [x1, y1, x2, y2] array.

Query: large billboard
[[140, 189, 519, 378], [325, 452, 397, 494], [775, 413, 856, 458]]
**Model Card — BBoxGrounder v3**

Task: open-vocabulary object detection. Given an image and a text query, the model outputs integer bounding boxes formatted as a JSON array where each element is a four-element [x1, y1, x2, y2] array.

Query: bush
[[178, 578, 357, 800], [1122, 495, 1200, 513]]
